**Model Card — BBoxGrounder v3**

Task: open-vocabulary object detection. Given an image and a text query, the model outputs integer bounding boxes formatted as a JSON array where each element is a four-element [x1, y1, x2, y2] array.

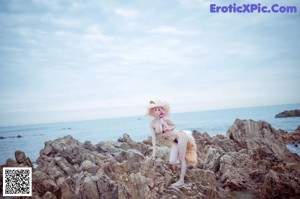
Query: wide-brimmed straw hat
[[146, 100, 170, 116]]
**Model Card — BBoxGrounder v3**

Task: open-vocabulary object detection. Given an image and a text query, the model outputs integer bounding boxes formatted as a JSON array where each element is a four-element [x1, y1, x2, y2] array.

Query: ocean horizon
[[1, 103, 300, 164]]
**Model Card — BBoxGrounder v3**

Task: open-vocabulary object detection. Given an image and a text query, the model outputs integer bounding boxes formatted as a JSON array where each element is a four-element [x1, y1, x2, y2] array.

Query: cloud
[[114, 8, 139, 19], [147, 26, 197, 35], [0, 0, 299, 126], [50, 18, 83, 28], [84, 33, 113, 42], [178, 0, 213, 9]]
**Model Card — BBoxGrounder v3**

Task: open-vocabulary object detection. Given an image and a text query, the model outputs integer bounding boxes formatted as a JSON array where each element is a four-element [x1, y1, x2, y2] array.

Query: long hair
[[159, 108, 166, 118]]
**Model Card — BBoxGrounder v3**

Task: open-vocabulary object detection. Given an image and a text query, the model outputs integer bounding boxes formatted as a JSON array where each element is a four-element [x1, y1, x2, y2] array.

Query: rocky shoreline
[[275, 109, 300, 118], [0, 135, 22, 139], [1, 119, 300, 198]]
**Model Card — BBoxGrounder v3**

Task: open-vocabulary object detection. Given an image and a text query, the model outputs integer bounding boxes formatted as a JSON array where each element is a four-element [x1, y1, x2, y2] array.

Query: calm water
[[0, 104, 299, 164]]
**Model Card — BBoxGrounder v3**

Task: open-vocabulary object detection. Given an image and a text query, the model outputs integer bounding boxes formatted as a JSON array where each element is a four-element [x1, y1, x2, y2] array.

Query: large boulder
[[226, 119, 293, 162]]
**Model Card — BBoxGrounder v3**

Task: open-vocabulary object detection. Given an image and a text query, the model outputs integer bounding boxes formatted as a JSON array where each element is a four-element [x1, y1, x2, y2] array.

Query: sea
[[0, 103, 300, 164]]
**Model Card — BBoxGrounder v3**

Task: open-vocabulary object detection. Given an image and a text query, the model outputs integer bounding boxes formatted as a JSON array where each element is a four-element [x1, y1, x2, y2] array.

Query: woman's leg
[[169, 142, 180, 165], [172, 133, 188, 187]]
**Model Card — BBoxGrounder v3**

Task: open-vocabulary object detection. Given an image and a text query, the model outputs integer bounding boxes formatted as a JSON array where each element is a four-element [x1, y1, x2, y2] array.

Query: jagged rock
[[219, 152, 253, 190], [277, 126, 300, 144], [275, 109, 300, 118], [226, 119, 291, 162], [81, 160, 99, 174], [15, 150, 33, 167], [1, 119, 300, 199], [261, 169, 300, 198], [42, 191, 57, 199], [4, 158, 19, 167], [203, 147, 223, 172]]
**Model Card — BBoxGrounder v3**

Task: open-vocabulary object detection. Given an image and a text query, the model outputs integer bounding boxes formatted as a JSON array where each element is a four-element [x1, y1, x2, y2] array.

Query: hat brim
[[146, 101, 170, 116]]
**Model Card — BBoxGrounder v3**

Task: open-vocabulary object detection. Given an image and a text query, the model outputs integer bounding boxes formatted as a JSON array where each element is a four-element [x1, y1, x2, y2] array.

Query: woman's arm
[[160, 117, 176, 131]]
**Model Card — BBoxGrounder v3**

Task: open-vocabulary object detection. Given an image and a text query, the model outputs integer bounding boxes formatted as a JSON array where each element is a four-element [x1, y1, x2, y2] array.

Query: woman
[[147, 100, 197, 187]]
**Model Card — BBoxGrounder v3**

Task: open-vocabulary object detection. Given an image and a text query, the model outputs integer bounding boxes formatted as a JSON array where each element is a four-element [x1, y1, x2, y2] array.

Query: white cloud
[[147, 26, 196, 35], [114, 8, 139, 19], [178, 0, 212, 9], [0, 0, 299, 126], [50, 18, 83, 28], [84, 33, 113, 42]]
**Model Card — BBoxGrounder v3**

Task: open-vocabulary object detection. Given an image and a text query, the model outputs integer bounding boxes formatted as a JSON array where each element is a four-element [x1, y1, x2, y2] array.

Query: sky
[[0, 0, 299, 126]]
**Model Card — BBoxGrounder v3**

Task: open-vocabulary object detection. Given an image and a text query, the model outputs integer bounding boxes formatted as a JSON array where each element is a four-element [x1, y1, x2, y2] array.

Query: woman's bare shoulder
[[150, 119, 158, 126], [161, 116, 170, 121]]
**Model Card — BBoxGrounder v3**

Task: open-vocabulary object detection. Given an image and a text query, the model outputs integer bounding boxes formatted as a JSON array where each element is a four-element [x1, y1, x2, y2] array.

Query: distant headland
[[275, 109, 300, 118]]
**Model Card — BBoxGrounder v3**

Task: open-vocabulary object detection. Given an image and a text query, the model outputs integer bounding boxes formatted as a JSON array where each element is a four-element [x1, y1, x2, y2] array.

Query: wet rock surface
[[1, 119, 300, 198]]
